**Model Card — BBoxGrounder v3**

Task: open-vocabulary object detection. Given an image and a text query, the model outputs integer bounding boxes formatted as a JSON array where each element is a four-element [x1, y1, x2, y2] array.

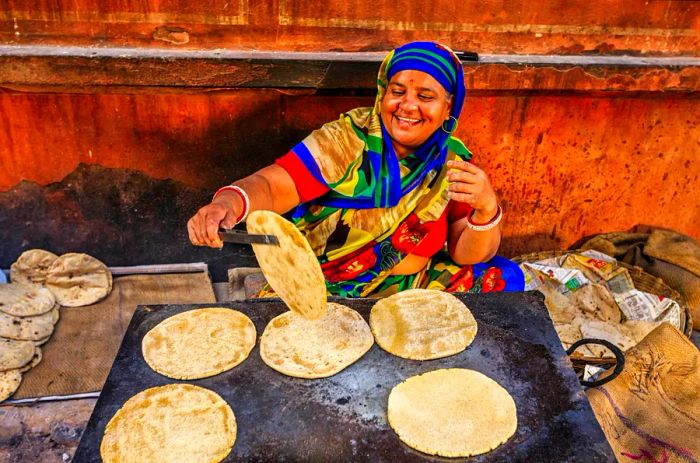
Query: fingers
[[187, 204, 227, 248], [187, 218, 203, 246], [447, 170, 479, 184], [448, 191, 475, 204], [448, 182, 480, 195], [447, 160, 480, 174]]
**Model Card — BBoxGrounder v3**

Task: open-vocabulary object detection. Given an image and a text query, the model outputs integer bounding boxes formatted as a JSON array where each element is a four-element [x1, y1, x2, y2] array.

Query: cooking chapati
[[370, 289, 477, 360], [246, 210, 326, 320], [0, 284, 55, 317], [10, 249, 59, 286], [45, 253, 112, 307], [388, 368, 517, 457], [100, 384, 237, 463], [260, 302, 373, 379], [142, 308, 256, 380], [0, 338, 35, 371], [0, 369, 22, 402]]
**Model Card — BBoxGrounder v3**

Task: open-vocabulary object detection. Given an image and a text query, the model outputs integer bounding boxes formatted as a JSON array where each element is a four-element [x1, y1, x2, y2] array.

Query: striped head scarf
[[290, 41, 468, 214]]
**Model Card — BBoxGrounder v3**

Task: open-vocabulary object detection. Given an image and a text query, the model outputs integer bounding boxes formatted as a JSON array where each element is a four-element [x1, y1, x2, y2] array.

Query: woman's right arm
[[187, 164, 301, 248]]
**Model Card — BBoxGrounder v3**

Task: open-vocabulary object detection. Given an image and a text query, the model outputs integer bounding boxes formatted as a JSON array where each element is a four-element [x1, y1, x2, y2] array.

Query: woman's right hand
[[187, 192, 242, 248]]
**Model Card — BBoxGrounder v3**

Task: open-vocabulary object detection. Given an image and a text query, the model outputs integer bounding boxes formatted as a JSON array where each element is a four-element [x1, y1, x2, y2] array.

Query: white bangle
[[466, 204, 502, 231], [213, 185, 250, 224]]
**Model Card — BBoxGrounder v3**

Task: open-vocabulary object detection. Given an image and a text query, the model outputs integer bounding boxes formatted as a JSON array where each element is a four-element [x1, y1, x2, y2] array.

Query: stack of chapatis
[[1, 249, 112, 402], [0, 283, 59, 401], [12, 249, 113, 307]]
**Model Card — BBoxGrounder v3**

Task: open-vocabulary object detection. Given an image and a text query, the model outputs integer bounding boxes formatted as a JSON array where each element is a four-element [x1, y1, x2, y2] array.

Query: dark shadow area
[[0, 164, 255, 282]]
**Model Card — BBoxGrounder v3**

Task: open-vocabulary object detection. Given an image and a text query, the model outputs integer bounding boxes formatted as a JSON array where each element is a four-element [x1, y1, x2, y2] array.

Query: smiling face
[[380, 70, 453, 158]]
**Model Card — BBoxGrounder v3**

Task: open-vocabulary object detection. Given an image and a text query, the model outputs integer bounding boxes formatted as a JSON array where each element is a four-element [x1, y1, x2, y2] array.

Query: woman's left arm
[[446, 160, 502, 265]]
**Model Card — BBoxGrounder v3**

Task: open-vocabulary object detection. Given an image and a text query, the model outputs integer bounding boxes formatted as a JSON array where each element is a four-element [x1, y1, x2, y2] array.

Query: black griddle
[[73, 292, 615, 462]]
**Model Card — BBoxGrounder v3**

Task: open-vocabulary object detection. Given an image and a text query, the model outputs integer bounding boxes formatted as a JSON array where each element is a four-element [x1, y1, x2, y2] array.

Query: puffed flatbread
[[260, 303, 373, 379], [100, 384, 236, 463], [10, 249, 59, 286], [369, 289, 477, 360], [142, 308, 256, 380], [0, 338, 35, 371], [0, 284, 55, 317], [388, 368, 517, 457], [45, 253, 112, 307], [246, 210, 326, 320], [0, 369, 22, 402], [0, 309, 56, 341], [19, 347, 42, 373]]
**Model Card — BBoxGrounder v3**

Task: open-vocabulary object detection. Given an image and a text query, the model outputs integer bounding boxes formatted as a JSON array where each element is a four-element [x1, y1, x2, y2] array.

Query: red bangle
[[213, 185, 250, 224], [466, 205, 502, 231]]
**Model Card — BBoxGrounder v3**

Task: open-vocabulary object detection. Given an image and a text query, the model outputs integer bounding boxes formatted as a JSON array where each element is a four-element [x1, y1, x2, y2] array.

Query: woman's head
[[376, 42, 465, 156]]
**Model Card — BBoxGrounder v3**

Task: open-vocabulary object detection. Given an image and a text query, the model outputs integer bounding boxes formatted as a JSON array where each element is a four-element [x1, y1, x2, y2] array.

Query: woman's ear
[[445, 94, 453, 118]]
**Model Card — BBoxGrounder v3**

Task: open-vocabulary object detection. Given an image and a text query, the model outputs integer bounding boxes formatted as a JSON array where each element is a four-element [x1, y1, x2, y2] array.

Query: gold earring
[[441, 116, 458, 134]]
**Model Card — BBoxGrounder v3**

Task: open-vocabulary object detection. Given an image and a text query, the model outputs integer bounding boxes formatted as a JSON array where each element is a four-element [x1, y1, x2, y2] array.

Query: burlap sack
[[582, 228, 700, 330], [587, 324, 700, 462]]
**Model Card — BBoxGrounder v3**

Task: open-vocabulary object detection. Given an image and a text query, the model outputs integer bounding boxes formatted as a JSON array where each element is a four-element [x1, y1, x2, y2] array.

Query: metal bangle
[[466, 204, 502, 231]]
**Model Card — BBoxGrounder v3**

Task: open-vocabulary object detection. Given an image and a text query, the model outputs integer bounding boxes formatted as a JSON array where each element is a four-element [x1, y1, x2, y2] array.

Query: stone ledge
[[1, 46, 698, 93]]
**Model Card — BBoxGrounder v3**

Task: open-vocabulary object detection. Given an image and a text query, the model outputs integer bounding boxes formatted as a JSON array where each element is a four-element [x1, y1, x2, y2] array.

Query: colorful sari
[[275, 42, 524, 297]]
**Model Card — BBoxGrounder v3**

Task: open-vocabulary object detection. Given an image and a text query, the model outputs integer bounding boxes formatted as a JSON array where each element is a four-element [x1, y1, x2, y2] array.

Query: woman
[[188, 41, 524, 297]]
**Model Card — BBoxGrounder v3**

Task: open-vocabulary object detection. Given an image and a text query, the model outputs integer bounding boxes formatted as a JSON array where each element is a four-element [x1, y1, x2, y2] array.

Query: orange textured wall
[[1, 91, 698, 255], [1, 0, 698, 55]]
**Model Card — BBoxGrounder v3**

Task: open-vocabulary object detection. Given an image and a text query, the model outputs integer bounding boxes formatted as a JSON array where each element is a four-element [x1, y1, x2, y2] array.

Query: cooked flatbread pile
[[10, 249, 58, 286], [142, 308, 256, 380], [100, 384, 237, 463], [248, 210, 374, 378], [388, 368, 517, 457], [11, 249, 112, 307], [370, 289, 477, 360], [0, 283, 59, 401], [44, 253, 112, 307], [1, 249, 112, 402]]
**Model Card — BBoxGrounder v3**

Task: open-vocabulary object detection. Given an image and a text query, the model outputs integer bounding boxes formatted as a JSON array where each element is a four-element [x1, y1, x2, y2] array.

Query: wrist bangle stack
[[466, 204, 502, 231], [213, 185, 250, 224]]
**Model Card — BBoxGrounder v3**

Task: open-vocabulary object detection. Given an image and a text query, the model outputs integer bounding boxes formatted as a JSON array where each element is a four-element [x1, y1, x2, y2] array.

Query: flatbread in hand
[[0, 284, 55, 317], [246, 210, 326, 320], [370, 289, 477, 360], [260, 302, 373, 379], [388, 368, 517, 457], [10, 249, 59, 286], [45, 253, 112, 307], [0, 338, 35, 371], [100, 384, 236, 463], [142, 308, 256, 380]]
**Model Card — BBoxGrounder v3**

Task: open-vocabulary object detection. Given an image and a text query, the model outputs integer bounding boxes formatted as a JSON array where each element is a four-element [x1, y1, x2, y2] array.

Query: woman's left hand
[[446, 160, 499, 221]]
